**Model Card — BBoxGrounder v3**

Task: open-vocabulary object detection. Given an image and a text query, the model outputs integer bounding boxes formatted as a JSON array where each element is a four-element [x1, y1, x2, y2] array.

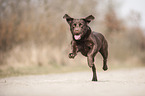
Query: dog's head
[[63, 14, 95, 40]]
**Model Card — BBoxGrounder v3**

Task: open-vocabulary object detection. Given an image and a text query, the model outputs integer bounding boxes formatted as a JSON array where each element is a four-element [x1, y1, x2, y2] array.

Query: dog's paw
[[68, 53, 75, 59], [92, 78, 98, 81], [103, 65, 108, 71]]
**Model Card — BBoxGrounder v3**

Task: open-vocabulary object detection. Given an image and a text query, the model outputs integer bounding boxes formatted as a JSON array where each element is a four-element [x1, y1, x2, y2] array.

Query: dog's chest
[[76, 40, 93, 56]]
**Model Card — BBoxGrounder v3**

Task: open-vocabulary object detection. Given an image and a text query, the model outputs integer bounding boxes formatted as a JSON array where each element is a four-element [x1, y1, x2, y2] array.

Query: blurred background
[[0, 0, 145, 77]]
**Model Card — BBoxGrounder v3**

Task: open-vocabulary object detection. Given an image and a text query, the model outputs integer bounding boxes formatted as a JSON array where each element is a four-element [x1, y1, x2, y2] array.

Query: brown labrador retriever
[[63, 14, 108, 81]]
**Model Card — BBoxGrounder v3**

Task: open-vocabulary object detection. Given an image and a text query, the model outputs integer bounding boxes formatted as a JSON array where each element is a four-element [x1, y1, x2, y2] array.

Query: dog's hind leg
[[99, 41, 108, 71], [92, 64, 98, 81]]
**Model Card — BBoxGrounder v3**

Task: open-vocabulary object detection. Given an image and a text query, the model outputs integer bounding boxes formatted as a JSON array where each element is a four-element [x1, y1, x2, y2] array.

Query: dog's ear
[[84, 15, 95, 24], [63, 14, 73, 24]]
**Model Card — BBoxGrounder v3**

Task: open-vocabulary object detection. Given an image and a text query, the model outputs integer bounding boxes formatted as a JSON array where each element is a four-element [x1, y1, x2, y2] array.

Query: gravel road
[[0, 68, 145, 96]]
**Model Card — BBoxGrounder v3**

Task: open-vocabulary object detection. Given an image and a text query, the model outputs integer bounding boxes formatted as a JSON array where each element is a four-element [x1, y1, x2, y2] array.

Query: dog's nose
[[74, 28, 79, 32], [74, 27, 80, 34]]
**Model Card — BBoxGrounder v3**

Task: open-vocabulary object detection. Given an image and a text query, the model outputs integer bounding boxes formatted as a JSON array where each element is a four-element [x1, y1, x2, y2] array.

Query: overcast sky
[[120, 0, 145, 29]]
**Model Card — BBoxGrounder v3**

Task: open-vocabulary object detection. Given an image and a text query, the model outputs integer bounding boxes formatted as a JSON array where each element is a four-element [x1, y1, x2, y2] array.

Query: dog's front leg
[[87, 44, 97, 68], [69, 40, 78, 59], [87, 44, 98, 81]]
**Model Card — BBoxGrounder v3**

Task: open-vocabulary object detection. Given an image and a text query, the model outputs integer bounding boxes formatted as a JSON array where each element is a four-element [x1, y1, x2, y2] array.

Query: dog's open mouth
[[74, 34, 81, 40]]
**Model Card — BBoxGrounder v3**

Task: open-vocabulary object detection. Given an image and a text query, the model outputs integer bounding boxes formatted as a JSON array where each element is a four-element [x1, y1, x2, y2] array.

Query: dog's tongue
[[74, 35, 81, 40]]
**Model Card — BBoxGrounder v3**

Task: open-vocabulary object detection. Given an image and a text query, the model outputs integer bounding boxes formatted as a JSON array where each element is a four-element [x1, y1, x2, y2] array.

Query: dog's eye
[[79, 23, 83, 28], [72, 24, 76, 28], [79, 23, 84, 27], [74, 24, 76, 26]]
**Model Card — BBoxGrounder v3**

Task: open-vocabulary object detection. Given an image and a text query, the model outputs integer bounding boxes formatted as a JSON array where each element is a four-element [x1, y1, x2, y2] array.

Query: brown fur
[[63, 14, 108, 81]]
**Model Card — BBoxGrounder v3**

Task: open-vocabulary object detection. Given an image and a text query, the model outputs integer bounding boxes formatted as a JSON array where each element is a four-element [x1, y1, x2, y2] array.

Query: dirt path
[[0, 68, 145, 96]]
